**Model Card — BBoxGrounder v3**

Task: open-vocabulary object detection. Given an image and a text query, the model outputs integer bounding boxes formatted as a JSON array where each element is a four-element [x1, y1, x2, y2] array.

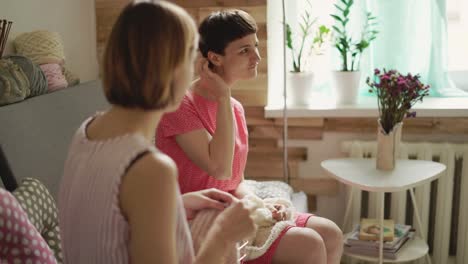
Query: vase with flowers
[[367, 68, 430, 170]]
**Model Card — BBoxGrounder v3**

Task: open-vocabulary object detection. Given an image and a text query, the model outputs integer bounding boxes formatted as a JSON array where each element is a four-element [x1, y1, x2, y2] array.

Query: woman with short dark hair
[[157, 9, 343, 264]]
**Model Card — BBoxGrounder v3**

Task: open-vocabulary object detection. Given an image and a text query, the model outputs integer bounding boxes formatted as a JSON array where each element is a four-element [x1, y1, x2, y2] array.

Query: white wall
[[0, 0, 99, 82]]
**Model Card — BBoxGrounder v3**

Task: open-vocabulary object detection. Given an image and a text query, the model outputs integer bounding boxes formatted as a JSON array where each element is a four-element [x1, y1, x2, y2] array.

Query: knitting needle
[[3, 21, 12, 55], [0, 20, 6, 57], [0, 20, 5, 56], [239, 253, 247, 262], [238, 240, 249, 250], [0, 21, 12, 57]]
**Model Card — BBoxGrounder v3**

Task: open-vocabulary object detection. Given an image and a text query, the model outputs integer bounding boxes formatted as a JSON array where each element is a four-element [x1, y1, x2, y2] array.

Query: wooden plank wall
[[95, 0, 268, 106]]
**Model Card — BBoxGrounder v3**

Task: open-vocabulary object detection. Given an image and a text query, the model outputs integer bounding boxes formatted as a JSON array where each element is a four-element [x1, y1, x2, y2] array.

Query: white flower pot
[[331, 71, 361, 105], [286, 71, 315, 106]]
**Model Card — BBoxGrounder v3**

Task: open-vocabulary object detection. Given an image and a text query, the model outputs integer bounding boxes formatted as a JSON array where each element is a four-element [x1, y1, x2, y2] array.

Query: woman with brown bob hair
[[58, 1, 255, 263]]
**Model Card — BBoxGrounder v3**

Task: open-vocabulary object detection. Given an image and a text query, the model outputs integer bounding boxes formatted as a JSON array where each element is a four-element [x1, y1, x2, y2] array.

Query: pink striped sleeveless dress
[[58, 116, 194, 264]]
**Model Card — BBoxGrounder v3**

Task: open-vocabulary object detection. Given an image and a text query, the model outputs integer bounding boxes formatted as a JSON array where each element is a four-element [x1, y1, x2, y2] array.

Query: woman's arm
[[120, 152, 254, 264], [195, 200, 257, 264], [182, 188, 234, 219], [120, 153, 179, 264], [175, 61, 235, 180]]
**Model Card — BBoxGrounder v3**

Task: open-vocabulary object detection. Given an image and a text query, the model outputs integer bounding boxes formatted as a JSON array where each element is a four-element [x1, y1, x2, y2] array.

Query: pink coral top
[[156, 91, 249, 194]]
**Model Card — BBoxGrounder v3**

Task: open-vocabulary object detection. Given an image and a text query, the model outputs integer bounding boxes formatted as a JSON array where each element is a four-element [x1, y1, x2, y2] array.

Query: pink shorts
[[243, 213, 314, 264]]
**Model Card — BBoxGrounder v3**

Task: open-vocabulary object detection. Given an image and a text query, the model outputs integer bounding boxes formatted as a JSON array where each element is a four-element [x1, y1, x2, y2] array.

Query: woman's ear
[[207, 51, 222, 67]]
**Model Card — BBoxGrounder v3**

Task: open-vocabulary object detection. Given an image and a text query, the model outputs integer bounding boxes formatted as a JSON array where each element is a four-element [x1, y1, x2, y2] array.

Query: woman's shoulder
[[121, 151, 178, 202], [119, 151, 179, 226], [132, 151, 178, 180], [168, 92, 198, 115]]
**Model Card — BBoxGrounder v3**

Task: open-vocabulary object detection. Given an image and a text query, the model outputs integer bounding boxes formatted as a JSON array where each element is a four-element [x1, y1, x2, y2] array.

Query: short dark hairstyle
[[102, 1, 197, 110], [198, 9, 257, 58]]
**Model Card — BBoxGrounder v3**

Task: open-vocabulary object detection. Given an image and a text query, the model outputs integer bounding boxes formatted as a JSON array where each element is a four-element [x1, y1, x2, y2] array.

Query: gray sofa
[[0, 80, 108, 197]]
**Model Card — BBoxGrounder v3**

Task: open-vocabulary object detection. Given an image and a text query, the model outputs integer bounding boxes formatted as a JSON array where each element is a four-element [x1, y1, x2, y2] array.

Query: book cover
[[359, 218, 395, 241], [347, 223, 412, 249], [345, 245, 398, 260], [348, 233, 412, 253]]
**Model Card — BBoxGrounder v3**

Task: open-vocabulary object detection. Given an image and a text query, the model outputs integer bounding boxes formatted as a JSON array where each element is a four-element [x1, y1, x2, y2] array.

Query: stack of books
[[344, 218, 414, 260]]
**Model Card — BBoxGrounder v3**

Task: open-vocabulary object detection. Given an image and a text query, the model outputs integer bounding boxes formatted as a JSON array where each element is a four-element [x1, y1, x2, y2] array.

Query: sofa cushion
[[13, 178, 62, 263]]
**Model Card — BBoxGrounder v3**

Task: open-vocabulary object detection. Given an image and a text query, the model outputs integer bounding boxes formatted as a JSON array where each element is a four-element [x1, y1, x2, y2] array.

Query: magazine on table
[[346, 223, 413, 250], [347, 233, 413, 253], [359, 218, 395, 241]]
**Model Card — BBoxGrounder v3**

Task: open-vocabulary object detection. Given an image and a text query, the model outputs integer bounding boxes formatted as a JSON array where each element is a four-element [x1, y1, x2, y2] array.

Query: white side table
[[321, 158, 446, 264]]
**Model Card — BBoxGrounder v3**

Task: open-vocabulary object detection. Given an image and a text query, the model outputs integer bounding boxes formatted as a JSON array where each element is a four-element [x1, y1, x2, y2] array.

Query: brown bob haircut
[[103, 0, 197, 110], [198, 9, 257, 59]]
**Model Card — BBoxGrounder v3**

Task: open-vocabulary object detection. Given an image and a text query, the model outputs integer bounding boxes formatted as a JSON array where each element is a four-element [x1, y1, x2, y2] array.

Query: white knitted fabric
[[14, 30, 65, 65], [189, 195, 297, 262], [242, 195, 296, 261]]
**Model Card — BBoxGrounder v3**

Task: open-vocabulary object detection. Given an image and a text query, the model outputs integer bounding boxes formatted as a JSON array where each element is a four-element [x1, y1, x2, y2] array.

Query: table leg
[[409, 188, 432, 264], [342, 187, 354, 231], [379, 192, 384, 264]]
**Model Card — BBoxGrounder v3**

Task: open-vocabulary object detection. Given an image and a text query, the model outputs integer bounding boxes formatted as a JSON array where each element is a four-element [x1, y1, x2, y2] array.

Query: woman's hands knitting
[[182, 188, 235, 220], [212, 198, 257, 244], [266, 203, 287, 221], [185, 188, 256, 245]]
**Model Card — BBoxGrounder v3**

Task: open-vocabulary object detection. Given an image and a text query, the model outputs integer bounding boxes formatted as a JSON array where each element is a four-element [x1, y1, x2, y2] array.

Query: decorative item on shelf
[[0, 19, 13, 58], [367, 68, 430, 170], [359, 218, 395, 242], [285, 1, 330, 106], [330, 0, 378, 105]]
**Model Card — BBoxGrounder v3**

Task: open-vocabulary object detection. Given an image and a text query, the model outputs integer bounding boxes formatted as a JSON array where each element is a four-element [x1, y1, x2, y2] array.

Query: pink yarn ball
[[39, 63, 68, 92]]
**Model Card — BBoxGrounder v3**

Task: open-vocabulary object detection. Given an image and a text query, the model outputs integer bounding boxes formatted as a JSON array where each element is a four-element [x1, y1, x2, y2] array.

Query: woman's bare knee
[[272, 227, 327, 264], [306, 217, 343, 248], [306, 217, 343, 264]]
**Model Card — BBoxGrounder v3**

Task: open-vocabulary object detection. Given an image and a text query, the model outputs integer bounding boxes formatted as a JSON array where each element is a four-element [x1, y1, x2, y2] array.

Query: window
[[447, 0, 468, 71], [267, 0, 468, 107]]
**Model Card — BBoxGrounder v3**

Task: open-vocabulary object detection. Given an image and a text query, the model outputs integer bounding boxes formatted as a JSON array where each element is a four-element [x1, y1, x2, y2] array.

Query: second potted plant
[[330, 0, 378, 105], [285, 2, 329, 106]]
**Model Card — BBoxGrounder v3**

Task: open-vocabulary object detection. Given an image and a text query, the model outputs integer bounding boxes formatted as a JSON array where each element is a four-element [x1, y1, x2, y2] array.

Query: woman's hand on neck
[[193, 59, 233, 101]]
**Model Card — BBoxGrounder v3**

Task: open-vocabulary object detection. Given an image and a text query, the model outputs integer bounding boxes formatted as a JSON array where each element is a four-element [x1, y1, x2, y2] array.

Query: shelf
[[343, 232, 429, 263], [265, 97, 468, 118], [321, 158, 446, 193]]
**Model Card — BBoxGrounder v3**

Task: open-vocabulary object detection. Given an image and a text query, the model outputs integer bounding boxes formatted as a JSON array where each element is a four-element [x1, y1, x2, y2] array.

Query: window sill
[[265, 96, 468, 118]]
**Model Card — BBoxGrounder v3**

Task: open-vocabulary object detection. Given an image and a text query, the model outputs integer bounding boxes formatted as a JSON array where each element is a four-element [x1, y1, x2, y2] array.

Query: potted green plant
[[330, 0, 378, 105], [285, 2, 330, 106]]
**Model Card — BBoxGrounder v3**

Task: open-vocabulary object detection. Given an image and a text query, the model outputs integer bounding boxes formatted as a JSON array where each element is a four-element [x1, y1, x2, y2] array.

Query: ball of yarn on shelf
[[13, 30, 65, 65], [62, 66, 80, 86], [5, 55, 48, 97], [0, 59, 30, 105], [39, 63, 68, 92]]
